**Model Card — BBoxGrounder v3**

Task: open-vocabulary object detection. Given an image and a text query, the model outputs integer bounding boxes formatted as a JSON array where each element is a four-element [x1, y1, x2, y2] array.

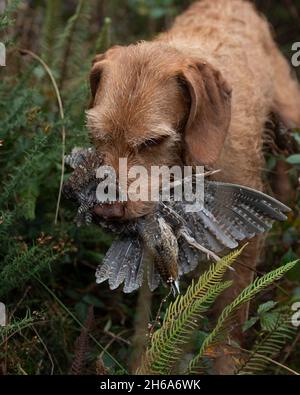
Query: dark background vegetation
[[0, 0, 300, 375]]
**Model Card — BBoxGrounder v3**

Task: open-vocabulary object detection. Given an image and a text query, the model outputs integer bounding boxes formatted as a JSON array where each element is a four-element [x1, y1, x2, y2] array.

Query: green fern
[[94, 17, 112, 54], [0, 133, 49, 207], [0, 0, 21, 37], [164, 248, 243, 325], [0, 244, 59, 298], [236, 314, 296, 375], [41, 0, 62, 65], [187, 260, 298, 374], [137, 249, 242, 374], [55, 0, 91, 89], [0, 310, 36, 345]]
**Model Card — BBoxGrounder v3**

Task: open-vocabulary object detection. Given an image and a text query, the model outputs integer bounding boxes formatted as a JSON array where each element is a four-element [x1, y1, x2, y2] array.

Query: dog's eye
[[139, 135, 169, 150]]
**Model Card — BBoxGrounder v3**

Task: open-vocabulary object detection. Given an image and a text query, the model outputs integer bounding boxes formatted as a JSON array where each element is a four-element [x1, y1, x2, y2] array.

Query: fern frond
[[165, 248, 243, 325], [0, 310, 35, 345], [69, 306, 95, 375], [41, 0, 62, 66], [0, 0, 21, 37], [236, 314, 296, 375], [55, 0, 91, 89], [187, 260, 298, 374], [138, 281, 232, 375], [94, 17, 112, 53], [0, 87, 35, 142], [0, 244, 59, 297], [0, 133, 49, 206], [0, 210, 14, 238], [137, 250, 244, 374]]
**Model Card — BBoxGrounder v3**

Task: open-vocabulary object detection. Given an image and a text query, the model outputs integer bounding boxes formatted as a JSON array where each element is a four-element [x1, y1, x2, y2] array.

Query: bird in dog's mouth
[[63, 147, 290, 294]]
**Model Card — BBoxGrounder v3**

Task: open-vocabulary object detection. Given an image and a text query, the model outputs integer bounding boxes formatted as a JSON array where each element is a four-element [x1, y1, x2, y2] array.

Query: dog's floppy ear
[[89, 46, 122, 108], [181, 61, 232, 165], [89, 55, 105, 108]]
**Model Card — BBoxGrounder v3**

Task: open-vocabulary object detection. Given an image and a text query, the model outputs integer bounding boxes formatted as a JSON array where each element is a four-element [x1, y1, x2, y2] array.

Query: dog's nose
[[93, 202, 125, 219]]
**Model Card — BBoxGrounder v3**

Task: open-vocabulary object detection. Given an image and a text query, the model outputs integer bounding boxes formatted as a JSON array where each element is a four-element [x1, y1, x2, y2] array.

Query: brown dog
[[87, 0, 300, 373]]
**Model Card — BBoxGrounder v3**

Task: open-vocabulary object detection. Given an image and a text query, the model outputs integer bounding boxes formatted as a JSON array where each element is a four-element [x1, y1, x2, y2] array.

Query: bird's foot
[[178, 229, 220, 262]]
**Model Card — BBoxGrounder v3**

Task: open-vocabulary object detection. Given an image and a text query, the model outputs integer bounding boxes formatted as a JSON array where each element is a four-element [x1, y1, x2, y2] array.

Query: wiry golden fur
[[87, 0, 300, 373]]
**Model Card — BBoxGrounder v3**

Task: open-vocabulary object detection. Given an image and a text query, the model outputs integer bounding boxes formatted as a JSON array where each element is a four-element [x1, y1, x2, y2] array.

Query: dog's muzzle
[[93, 202, 125, 219]]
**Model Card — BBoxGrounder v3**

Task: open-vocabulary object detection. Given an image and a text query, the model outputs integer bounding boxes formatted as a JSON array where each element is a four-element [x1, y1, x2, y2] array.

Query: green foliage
[[187, 261, 298, 374], [0, 310, 37, 344], [41, 0, 62, 64], [0, 244, 59, 299], [287, 154, 300, 165], [94, 17, 112, 54], [0, 0, 299, 375], [0, 0, 21, 38], [243, 300, 280, 332], [138, 249, 241, 374], [139, 254, 298, 375], [237, 314, 296, 375], [55, 0, 92, 89], [128, 0, 180, 19]]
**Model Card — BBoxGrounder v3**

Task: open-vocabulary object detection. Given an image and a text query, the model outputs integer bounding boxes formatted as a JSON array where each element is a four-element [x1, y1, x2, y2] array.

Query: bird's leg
[[167, 278, 180, 295], [178, 228, 221, 262]]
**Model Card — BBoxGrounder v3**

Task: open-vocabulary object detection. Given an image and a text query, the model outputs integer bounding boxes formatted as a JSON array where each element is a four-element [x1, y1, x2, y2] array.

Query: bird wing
[[202, 181, 290, 244], [174, 181, 290, 272], [95, 237, 144, 293]]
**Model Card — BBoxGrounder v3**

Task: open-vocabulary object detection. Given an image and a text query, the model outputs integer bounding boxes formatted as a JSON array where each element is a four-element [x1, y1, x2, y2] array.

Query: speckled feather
[[63, 148, 290, 293]]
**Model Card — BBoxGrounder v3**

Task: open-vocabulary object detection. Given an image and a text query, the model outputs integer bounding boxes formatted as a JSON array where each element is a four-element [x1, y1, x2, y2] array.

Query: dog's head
[[86, 43, 231, 220]]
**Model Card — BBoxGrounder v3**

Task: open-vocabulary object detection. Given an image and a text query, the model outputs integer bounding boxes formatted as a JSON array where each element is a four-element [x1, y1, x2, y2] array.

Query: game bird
[[63, 148, 290, 294]]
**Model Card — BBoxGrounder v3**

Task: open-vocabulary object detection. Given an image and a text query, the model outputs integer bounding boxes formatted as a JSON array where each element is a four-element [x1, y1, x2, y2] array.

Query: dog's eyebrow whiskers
[[137, 134, 170, 148], [133, 125, 177, 148]]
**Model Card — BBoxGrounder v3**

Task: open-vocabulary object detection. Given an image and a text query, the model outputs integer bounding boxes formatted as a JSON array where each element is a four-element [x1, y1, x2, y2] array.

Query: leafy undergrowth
[[0, 0, 300, 375]]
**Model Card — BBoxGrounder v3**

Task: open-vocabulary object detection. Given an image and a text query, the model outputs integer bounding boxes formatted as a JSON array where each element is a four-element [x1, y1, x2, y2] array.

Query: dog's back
[[160, 0, 300, 187], [157, 1, 300, 373]]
